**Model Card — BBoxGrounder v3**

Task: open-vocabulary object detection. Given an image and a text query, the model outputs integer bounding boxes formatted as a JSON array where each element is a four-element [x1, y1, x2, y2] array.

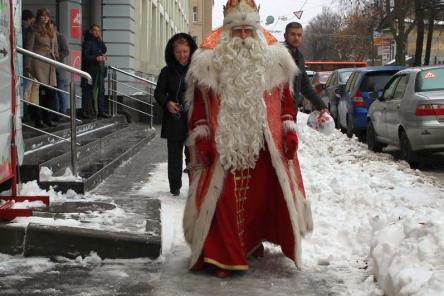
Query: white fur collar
[[185, 42, 299, 103]]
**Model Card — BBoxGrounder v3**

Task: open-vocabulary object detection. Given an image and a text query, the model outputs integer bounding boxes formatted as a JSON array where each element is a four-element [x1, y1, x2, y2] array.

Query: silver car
[[367, 65, 444, 164]]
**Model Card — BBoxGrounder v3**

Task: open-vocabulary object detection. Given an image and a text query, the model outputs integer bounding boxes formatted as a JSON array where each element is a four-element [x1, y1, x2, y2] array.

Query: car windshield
[[339, 71, 353, 83], [416, 68, 444, 91], [319, 72, 332, 83], [359, 72, 397, 92]]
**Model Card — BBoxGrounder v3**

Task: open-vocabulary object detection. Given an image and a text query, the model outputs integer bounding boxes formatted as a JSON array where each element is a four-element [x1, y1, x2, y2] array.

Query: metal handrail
[[22, 123, 80, 145], [19, 75, 83, 101], [108, 78, 151, 96], [107, 66, 155, 128], [108, 66, 156, 86], [113, 89, 154, 107], [17, 46, 92, 176], [107, 99, 152, 116], [20, 100, 82, 123], [17, 47, 92, 83]]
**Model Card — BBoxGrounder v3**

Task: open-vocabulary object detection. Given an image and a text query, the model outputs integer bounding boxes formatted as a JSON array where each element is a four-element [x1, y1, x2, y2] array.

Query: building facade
[[22, 0, 190, 79], [189, 0, 212, 46]]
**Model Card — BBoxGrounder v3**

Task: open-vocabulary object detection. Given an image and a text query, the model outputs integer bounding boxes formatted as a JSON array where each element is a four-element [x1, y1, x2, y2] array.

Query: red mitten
[[285, 131, 298, 159], [318, 108, 330, 124], [196, 138, 213, 166]]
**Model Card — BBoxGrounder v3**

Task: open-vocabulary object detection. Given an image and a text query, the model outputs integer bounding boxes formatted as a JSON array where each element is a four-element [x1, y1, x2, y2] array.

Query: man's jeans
[[56, 79, 69, 114]]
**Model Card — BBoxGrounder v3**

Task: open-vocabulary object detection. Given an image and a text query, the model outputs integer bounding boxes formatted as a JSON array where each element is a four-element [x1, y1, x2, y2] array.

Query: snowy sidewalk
[[1, 115, 444, 295], [144, 113, 444, 296]]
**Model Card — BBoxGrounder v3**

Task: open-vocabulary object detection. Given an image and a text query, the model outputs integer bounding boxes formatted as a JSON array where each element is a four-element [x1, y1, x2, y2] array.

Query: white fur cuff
[[282, 120, 298, 135], [189, 125, 210, 145]]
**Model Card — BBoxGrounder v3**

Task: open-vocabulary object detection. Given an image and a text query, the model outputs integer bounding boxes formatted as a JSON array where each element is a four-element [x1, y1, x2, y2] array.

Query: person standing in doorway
[[284, 22, 328, 112], [21, 9, 35, 123], [81, 24, 109, 119], [25, 8, 59, 128], [154, 33, 197, 196], [22, 10, 34, 51]]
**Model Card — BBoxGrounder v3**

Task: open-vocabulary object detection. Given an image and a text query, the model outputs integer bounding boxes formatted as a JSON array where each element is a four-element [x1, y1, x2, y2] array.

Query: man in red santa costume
[[183, 0, 313, 278]]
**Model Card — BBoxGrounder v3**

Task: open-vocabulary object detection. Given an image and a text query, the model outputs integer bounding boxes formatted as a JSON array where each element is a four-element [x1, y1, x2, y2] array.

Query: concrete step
[[0, 199, 161, 259], [23, 115, 128, 152], [21, 115, 128, 182], [37, 125, 156, 193]]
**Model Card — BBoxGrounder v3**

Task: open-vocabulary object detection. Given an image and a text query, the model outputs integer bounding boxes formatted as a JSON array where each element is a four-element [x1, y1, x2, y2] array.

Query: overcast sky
[[212, 0, 339, 41]]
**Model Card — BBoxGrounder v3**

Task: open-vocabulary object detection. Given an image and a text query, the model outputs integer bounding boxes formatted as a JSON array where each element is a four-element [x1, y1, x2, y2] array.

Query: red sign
[[70, 49, 81, 81], [70, 8, 81, 39]]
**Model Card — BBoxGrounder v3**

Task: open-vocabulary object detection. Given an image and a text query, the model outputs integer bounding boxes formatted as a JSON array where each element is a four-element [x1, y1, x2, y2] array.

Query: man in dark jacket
[[21, 10, 34, 123], [81, 24, 109, 119], [284, 22, 327, 112], [154, 33, 197, 196], [22, 10, 34, 47]]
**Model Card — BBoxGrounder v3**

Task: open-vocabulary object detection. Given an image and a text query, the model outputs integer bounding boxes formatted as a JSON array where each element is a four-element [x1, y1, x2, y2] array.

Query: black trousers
[[29, 86, 56, 124], [167, 139, 190, 192]]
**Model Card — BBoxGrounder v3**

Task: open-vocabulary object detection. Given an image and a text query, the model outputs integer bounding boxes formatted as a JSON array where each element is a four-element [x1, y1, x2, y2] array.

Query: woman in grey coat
[[25, 8, 59, 128]]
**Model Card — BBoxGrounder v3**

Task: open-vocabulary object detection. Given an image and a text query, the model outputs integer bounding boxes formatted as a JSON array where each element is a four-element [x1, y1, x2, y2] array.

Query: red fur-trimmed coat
[[183, 40, 313, 269]]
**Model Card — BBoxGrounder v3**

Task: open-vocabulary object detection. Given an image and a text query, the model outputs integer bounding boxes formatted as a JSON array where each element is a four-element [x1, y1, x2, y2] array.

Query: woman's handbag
[[23, 77, 40, 105]]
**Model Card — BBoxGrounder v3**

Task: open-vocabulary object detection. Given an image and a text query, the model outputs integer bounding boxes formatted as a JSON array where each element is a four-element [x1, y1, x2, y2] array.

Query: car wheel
[[367, 122, 383, 152], [329, 103, 339, 128], [399, 131, 418, 167], [346, 115, 354, 138]]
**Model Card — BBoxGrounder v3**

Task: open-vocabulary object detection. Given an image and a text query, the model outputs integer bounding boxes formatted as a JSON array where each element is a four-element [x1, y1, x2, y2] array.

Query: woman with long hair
[[25, 8, 59, 128]]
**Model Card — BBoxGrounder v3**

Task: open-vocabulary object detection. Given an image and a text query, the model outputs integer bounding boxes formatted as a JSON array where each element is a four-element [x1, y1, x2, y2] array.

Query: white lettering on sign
[[73, 11, 81, 25]]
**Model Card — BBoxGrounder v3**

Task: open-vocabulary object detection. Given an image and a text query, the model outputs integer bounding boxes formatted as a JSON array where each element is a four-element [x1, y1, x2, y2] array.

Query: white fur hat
[[223, 0, 260, 30]]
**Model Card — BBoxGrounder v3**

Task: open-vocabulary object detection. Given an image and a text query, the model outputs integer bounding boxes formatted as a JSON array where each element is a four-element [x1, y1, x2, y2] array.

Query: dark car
[[302, 71, 331, 113], [337, 66, 404, 139], [323, 68, 356, 126]]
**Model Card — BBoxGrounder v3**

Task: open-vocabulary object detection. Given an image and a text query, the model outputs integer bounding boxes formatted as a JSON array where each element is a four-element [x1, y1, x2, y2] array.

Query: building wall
[[102, 0, 136, 73], [22, 0, 190, 81], [133, 0, 190, 77], [380, 25, 444, 65], [406, 26, 444, 64], [189, 0, 212, 46]]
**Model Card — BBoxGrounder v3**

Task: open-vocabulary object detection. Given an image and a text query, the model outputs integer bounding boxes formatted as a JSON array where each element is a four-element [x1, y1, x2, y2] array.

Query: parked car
[[301, 71, 331, 113], [337, 66, 404, 138], [323, 68, 355, 126], [367, 65, 444, 165]]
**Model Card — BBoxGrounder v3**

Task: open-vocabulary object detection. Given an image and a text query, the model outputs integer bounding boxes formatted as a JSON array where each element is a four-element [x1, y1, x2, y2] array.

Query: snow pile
[[11, 200, 46, 209], [371, 220, 444, 296], [39, 166, 82, 182], [1, 180, 136, 233], [2, 111, 443, 295], [296, 113, 444, 296]]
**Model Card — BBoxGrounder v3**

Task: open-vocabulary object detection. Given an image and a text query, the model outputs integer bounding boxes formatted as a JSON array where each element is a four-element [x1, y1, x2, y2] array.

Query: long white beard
[[212, 32, 269, 171]]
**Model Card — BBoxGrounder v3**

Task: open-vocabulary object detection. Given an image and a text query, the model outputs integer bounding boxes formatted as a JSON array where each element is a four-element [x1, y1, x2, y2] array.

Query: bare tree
[[339, 0, 415, 65], [423, 0, 444, 64], [413, 0, 425, 66], [301, 7, 342, 60], [336, 3, 382, 62]]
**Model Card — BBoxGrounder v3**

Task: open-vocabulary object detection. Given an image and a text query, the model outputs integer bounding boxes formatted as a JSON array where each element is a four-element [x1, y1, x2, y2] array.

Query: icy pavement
[[142, 163, 368, 296], [1, 113, 444, 295], [0, 252, 161, 295]]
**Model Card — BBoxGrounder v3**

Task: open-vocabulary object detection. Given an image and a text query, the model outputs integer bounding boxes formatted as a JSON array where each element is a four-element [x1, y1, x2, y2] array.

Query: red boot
[[215, 268, 231, 278]]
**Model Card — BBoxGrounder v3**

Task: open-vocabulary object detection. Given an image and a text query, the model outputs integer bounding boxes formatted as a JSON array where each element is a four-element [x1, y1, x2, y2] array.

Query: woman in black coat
[[154, 33, 197, 196]]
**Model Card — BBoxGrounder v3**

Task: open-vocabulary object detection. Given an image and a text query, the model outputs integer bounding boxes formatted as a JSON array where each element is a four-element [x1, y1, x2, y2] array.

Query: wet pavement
[[0, 133, 373, 296]]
